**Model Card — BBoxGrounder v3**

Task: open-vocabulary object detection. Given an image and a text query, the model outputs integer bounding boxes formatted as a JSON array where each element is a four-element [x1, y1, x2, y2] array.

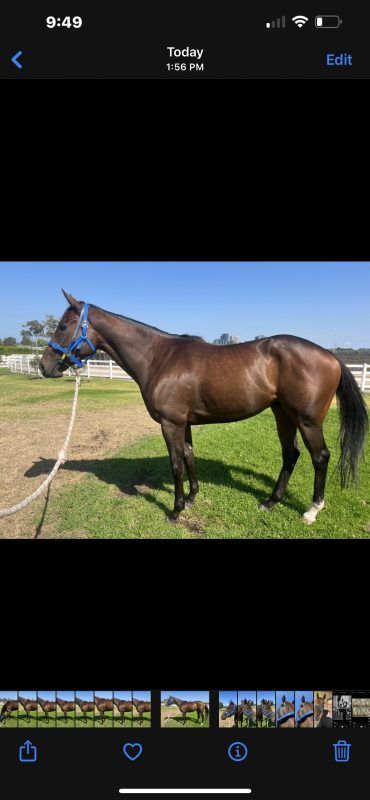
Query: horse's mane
[[90, 304, 204, 341]]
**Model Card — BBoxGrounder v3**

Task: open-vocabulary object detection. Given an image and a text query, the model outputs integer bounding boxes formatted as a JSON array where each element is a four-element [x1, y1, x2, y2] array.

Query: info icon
[[228, 742, 248, 762]]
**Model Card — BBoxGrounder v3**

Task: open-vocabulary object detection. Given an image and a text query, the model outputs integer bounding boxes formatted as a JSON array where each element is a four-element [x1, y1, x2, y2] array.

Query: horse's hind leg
[[260, 405, 300, 511], [298, 419, 330, 524], [184, 424, 199, 508], [161, 420, 186, 522]]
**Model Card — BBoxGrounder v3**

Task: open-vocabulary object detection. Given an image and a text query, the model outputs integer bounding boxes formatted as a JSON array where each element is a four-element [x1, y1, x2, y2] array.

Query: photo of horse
[[314, 691, 333, 728], [1, 263, 368, 541], [161, 692, 210, 728], [37, 691, 57, 727], [132, 691, 151, 727], [219, 691, 238, 728], [276, 691, 295, 728], [94, 691, 114, 727], [237, 691, 257, 728], [0, 691, 18, 727], [113, 692, 133, 727], [257, 691, 275, 728], [18, 691, 38, 727], [75, 691, 94, 727], [295, 691, 314, 727], [56, 691, 76, 727]]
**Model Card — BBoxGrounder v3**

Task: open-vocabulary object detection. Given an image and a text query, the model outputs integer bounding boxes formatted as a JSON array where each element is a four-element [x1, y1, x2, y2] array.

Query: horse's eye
[[58, 323, 67, 331]]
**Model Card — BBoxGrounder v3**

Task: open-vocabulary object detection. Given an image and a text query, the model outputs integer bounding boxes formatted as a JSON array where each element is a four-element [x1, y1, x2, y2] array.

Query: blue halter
[[48, 303, 96, 369], [296, 709, 313, 726], [222, 702, 236, 718], [277, 710, 295, 726]]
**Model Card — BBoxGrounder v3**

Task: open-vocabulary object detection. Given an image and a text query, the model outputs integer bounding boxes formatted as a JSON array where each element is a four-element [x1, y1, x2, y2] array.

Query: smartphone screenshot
[[0, 3, 369, 77], [0, 259, 369, 797]]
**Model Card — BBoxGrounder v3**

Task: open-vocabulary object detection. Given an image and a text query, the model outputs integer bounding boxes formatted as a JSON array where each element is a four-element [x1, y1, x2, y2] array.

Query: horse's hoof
[[259, 503, 271, 512], [185, 500, 195, 509], [166, 515, 179, 524]]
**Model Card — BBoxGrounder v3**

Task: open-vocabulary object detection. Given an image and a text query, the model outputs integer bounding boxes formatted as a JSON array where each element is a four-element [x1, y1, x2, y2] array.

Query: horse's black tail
[[205, 704, 209, 718], [336, 361, 368, 488]]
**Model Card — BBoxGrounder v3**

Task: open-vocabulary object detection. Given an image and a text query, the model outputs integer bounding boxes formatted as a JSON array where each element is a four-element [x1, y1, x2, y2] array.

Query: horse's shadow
[[25, 455, 307, 517]]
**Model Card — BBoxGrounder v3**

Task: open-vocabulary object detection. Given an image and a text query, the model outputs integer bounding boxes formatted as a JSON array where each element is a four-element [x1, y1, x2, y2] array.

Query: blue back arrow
[[11, 51, 23, 69]]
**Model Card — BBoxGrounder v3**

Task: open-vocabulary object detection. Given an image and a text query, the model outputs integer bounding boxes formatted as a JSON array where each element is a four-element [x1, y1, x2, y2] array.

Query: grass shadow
[[25, 455, 307, 516]]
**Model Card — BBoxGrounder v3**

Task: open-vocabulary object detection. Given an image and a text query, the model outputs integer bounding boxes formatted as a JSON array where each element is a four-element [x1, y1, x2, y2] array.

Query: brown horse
[[0, 699, 18, 724], [94, 695, 114, 725], [296, 696, 314, 728], [113, 697, 133, 725], [37, 696, 57, 724], [277, 695, 295, 728], [220, 699, 239, 726], [239, 698, 256, 727], [75, 697, 95, 723], [314, 693, 333, 728], [40, 292, 368, 526], [56, 697, 76, 723], [132, 697, 151, 725], [18, 696, 38, 723], [166, 696, 209, 725], [257, 699, 275, 728]]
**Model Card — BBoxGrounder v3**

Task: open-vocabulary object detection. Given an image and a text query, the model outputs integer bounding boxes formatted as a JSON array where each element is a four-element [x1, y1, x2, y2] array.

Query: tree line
[[0, 315, 59, 347]]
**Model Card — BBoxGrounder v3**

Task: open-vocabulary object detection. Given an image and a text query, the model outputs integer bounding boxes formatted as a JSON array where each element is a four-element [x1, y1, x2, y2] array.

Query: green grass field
[[0, 714, 18, 728], [0, 370, 143, 419], [133, 713, 151, 728], [1, 372, 369, 538], [18, 712, 37, 727], [161, 707, 209, 728], [44, 398, 370, 539], [56, 712, 75, 728], [75, 712, 94, 728]]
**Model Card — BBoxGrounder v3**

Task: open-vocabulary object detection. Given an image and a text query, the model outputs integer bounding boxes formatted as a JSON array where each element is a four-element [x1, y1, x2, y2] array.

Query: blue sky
[[38, 691, 56, 701], [276, 690, 295, 708], [75, 691, 93, 701], [133, 691, 150, 701], [0, 691, 17, 700], [257, 691, 275, 704], [238, 691, 257, 703], [19, 690, 36, 700], [95, 690, 113, 698], [57, 691, 75, 701], [114, 691, 131, 700], [1, 262, 369, 348], [161, 691, 209, 703], [219, 690, 237, 706], [295, 690, 313, 717]]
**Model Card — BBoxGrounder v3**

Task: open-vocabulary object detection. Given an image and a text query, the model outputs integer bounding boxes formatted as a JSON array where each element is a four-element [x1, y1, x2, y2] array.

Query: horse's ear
[[61, 289, 81, 312], [282, 695, 286, 702], [323, 693, 326, 700], [302, 696, 305, 703]]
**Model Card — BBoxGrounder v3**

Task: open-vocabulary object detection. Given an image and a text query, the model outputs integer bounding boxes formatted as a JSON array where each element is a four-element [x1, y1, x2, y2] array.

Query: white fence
[[1, 354, 369, 391], [0, 355, 132, 380]]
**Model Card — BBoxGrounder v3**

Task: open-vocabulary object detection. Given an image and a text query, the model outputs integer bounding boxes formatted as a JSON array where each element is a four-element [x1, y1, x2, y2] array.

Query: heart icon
[[123, 742, 143, 762]]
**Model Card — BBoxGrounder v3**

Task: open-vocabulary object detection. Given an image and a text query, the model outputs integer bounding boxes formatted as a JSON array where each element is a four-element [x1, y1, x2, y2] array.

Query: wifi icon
[[292, 15, 309, 27]]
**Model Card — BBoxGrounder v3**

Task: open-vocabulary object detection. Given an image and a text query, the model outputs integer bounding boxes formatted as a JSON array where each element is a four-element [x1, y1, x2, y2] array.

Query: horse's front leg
[[161, 420, 186, 522], [184, 424, 199, 507]]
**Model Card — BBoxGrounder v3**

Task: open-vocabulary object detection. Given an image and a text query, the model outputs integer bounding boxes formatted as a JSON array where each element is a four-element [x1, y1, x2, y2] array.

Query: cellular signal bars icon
[[266, 16, 286, 28]]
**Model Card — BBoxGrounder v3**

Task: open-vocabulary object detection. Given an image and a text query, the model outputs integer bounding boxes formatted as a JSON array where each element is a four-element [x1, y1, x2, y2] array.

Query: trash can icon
[[333, 740, 351, 762]]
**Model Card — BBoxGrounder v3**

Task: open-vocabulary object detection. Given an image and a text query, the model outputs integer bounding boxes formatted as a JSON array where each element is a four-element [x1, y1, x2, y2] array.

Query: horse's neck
[[172, 697, 184, 709], [92, 308, 167, 388]]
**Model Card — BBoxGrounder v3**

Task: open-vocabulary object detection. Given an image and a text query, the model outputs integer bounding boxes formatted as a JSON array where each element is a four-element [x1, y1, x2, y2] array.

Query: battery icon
[[315, 15, 342, 28]]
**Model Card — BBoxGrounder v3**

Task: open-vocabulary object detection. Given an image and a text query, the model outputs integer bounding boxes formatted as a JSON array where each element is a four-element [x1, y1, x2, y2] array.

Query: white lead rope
[[0, 374, 81, 519]]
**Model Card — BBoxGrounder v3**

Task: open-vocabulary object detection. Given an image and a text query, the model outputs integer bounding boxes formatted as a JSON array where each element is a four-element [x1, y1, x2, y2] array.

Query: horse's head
[[40, 290, 99, 378], [221, 700, 236, 719], [166, 696, 174, 707], [314, 693, 326, 719]]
